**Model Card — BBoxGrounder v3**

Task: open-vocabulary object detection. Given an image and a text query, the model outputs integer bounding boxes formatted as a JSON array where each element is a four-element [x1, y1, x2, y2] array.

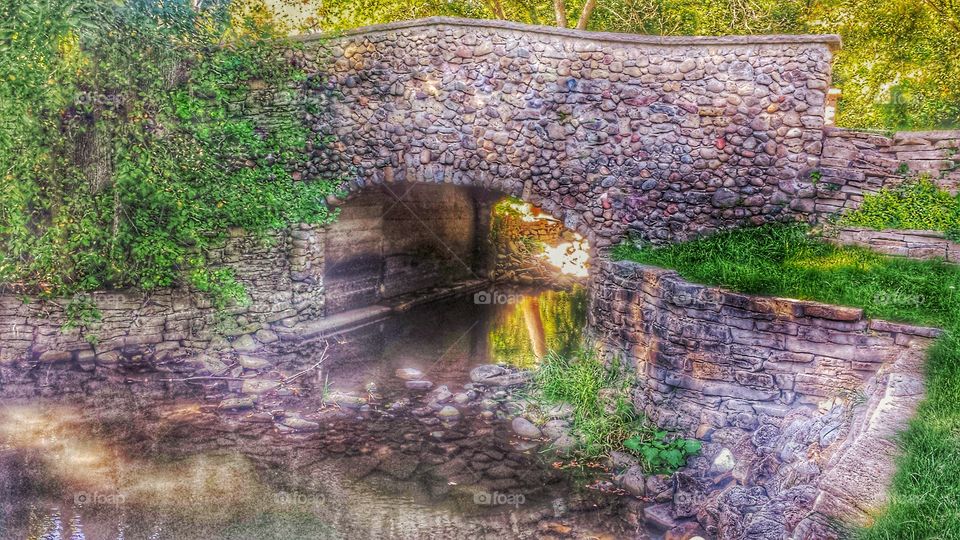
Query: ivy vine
[[0, 0, 340, 308]]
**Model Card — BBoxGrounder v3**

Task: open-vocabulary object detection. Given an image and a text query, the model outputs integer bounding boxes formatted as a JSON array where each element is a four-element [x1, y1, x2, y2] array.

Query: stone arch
[[328, 178, 597, 247], [274, 18, 840, 249]]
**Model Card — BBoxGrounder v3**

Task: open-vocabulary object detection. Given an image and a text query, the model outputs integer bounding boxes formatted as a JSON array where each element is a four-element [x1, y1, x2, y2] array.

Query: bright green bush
[[0, 0, 340, 306], [839, 179, 960, 234]]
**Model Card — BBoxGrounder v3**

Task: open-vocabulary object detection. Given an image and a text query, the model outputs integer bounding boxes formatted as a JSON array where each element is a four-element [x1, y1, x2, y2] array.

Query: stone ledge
[[829, 226, 960, 264], [294, 16, 842, 50]]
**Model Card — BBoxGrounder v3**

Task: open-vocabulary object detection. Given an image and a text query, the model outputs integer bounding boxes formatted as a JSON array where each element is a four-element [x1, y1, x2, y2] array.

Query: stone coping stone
[[604, 259, 943, 337], [293, 16, 842, 50]]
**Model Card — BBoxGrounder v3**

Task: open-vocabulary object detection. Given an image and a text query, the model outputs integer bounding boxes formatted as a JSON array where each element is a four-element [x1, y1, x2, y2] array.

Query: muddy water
[[0, 287, 649, 539]]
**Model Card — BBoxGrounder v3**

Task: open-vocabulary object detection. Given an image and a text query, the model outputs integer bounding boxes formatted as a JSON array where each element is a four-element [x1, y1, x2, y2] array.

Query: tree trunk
[[553, 0, 568, 28], [576, 0, 597, 29]]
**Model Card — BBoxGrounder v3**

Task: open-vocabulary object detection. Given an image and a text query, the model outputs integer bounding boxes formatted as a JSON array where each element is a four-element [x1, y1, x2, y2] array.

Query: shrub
[[0, 0, 340, 304], [838, 179, 960, 233]]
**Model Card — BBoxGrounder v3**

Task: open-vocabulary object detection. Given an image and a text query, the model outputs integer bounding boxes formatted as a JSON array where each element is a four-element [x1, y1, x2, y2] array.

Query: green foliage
[[61, 293, 101, 330], [624, 430, 702, 472], [614, 224, 960, 536], [0, 0, 339, 304], [839, 178, 960, 233], [531, 346, 699, 472], [615, 224, 960, 326]]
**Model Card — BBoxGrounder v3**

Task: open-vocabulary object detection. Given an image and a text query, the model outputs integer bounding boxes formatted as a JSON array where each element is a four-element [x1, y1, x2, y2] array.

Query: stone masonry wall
[[828, 227, 960, 263], [813, 128, 960, 218], [591, 259, 940, 537], [0, 183, 493, 371], [272, 18, 841, 247], [0, 229, 326, 373]]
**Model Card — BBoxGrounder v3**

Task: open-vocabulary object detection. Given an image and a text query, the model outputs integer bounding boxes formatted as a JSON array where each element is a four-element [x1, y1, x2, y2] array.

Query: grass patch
[[613, 224, 960, 327], [838, 178, 960, 237], [530, 347, 700, 473], [613, 223, 960, 538]]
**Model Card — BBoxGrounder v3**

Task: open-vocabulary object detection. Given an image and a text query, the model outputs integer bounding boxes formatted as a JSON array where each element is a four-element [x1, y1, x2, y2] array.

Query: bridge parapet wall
[[267, 18, 842, 246]]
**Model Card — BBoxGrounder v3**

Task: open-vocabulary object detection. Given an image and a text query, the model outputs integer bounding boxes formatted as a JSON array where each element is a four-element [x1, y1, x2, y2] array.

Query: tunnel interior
[[322, 183, 590, 316]]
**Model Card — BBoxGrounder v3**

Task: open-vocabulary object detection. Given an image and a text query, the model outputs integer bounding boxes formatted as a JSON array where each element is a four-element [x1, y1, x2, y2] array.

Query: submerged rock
[[710, 448, 736, 475], [405, 380, 434, 391], [241, 379, 280, 395], [542, 419, 571, 440], [237, 355, 272, 370], [437, 406, 461, 419], [395, 367, 425, 380], [426, 385, 453, 404], [281, 416, 320, 431], [619, 465, 646, 497], [218, 397, 255, 410], [325, 391, 367, 409], [231, 334, 259, 353], [552, 434, 578, 454], [470, 364, 509, 383], [544, 402, 575, 419], [511, 417, 542, 439], [199, 355, 230, 376]]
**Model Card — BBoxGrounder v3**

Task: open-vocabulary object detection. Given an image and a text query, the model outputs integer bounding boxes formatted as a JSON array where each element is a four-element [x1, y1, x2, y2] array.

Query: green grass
[[614, 224, 960, 538], [532, 348, 642, 459], [530, 348, 700, 473]]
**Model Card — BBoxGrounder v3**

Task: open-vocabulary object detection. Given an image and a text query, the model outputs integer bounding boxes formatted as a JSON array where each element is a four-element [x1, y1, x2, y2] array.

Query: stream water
[[0, 287, 650, 539]]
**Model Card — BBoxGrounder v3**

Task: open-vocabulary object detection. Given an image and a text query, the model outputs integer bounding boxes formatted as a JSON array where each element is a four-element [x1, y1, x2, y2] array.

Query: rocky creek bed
[[1, 282, 897, 539]]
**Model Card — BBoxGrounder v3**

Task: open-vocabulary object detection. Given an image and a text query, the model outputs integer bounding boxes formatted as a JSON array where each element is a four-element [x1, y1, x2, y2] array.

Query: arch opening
[[322, 182, 591, 317]]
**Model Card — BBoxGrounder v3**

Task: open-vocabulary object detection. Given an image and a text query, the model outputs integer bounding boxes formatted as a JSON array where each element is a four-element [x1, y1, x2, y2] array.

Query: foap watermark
[[874, 290, 924, 308], [74, 491, 126, 506], [473, 290, 523, 305], [665, 288, 722, 308], [473, 490, 526, 508], [274, 491, 326, 507], [673, 490, 709, 510]]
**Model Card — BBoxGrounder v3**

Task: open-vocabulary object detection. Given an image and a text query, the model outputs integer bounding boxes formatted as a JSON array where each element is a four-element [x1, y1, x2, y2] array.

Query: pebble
[[237, 355, 272, 370], [241, 379, 280, 395], [437, 406, 461, 419], [218, 397, 255, 410], [281, 416, 320, 431], [326, 392, 367, 409], [542, 419, 571, 440], [710, 448, 736, 474], [470, 364, 509, 383]]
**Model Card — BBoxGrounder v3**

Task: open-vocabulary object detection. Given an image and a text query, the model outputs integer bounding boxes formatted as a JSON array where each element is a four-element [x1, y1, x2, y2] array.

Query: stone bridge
[[277, 17, 841, 248], [3, 19, 960, 538]]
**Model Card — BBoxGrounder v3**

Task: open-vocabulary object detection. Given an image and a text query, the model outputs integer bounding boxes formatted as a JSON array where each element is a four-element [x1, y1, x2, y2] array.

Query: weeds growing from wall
[[529, 347, 701, 473]]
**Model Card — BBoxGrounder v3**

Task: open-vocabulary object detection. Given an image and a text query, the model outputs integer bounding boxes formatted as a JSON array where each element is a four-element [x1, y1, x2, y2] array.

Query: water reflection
[[490, 288, 587, 369], [0, 287, 639, 540]]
